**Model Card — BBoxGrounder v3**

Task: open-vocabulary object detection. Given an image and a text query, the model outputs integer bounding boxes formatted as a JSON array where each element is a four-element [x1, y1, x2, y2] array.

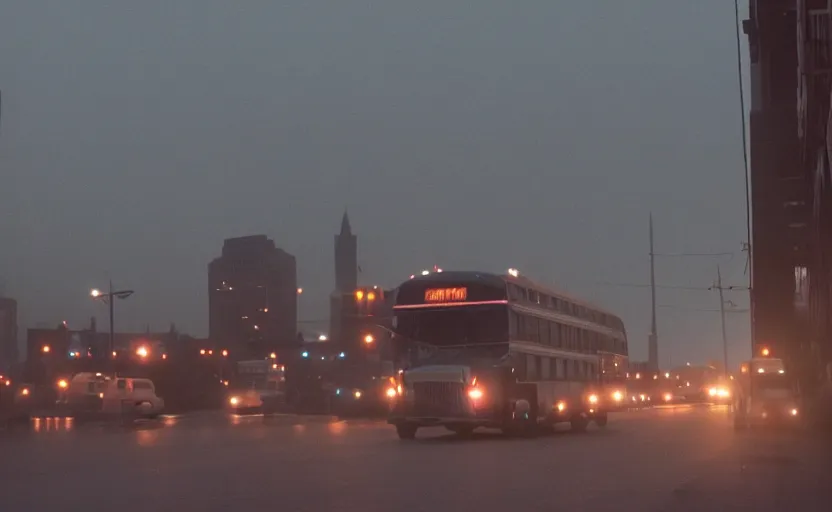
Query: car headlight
[[612, 391, 623, 402], [588, 394, 599, 405], [229, 396, 239, 406]]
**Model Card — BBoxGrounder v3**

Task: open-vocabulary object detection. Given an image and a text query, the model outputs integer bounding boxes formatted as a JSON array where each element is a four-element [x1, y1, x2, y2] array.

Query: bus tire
[[396, 423, 418, 440], [594, 412, 608, 428]]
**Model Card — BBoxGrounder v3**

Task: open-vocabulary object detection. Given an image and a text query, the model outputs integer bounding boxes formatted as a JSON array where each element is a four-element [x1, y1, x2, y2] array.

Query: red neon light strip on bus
[[393, 300, 509, 310]]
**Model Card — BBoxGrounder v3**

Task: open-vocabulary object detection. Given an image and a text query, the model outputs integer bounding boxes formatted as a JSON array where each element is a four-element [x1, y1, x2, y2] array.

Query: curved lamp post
[[90, 281, 134, 358]]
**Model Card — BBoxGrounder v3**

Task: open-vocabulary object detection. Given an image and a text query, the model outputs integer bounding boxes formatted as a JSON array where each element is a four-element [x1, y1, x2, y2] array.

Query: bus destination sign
[[424, 287, 468, 303]]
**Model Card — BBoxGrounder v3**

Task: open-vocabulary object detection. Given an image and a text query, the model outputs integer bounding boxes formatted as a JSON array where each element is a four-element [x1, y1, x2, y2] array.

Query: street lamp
[[90, 281, 134, 359]]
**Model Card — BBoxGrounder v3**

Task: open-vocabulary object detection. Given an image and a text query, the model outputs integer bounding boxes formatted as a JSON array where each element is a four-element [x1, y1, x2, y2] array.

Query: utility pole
[[716, 267, 729, 378], [648, 213, 659, 373]]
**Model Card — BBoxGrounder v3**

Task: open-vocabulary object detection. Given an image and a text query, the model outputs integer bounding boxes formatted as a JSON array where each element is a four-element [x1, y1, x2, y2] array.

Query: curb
[[262, 413, 339, 423]]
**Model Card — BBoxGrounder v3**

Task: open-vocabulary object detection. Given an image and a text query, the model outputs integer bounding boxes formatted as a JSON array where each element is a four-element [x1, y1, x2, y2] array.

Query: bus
[[226, 360, 286, 415], [598, 351, 630, 410], [386, 270, 629, 439]]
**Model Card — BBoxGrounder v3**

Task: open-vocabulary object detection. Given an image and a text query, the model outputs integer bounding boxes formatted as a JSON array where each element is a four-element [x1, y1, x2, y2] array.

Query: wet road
[[1, 405, 830, 511]]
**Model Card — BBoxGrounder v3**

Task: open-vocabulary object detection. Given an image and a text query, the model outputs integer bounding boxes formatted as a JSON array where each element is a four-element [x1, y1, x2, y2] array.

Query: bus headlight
[[468, 388, 484, 400]]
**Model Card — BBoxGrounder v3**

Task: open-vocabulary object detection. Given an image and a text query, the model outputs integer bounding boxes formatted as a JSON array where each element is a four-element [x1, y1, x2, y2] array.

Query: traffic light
[[354, 287, 385, 318]]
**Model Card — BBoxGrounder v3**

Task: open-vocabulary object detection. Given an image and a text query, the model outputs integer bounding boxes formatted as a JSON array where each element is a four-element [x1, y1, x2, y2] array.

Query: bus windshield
[[394, 304, 508, 347]]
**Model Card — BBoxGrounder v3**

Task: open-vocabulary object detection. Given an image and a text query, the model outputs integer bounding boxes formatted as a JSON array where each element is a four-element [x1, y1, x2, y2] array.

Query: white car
[[100, 377, 164, 419]]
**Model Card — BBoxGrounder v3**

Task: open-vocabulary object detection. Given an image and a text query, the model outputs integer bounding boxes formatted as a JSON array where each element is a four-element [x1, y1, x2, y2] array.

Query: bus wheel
[[570, 416, 589, 433], [594, 413, 608, 428], [396, 423, 418, 440]]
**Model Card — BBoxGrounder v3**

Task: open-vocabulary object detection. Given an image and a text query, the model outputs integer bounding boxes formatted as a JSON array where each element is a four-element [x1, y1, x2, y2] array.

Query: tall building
[[0, 297, 18, 371], [334, 211, 358, 293], [209, 235, 298, 356], [330, 212, 358, 344]]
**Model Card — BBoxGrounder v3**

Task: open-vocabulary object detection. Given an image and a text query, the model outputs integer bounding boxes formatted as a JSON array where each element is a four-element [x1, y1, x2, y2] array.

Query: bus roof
[[506, 272, 618, 318], [398, 270, 619, 320]]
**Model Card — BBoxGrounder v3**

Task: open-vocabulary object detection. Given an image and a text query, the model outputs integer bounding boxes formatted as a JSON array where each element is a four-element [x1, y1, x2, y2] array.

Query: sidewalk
[[662, 430, 832, 511]]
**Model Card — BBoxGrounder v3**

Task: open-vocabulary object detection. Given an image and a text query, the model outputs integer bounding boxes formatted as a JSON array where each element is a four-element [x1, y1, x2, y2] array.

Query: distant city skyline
[[0, 1, 751, 369]]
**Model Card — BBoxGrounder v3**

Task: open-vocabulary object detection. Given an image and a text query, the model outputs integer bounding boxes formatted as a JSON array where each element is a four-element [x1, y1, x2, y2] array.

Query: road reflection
[[30, 416, 74, 432]]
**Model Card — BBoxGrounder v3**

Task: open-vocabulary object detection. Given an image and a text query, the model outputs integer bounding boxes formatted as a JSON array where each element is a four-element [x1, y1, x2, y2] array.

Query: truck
[[733, 356, 801, 429]]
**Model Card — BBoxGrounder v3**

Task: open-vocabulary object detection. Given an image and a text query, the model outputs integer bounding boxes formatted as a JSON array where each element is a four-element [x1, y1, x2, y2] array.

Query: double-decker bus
[[387, 270, 629, 439]]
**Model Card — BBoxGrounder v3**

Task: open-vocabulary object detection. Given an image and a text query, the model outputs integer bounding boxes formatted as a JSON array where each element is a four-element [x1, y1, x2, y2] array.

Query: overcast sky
[[0, 0, 752, 368]]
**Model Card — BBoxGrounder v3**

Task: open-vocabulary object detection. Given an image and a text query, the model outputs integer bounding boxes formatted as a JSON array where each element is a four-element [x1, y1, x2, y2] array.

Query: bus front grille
[[412, 382, 466, 416]]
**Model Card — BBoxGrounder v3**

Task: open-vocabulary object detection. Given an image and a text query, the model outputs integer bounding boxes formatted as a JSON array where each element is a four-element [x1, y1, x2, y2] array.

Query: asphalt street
[[1, 405, 830, 511]]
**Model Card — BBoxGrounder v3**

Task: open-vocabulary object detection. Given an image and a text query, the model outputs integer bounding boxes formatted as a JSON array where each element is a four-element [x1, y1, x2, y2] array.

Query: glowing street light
[[41, 345, 51, 354], [90, 282, 134, 358]]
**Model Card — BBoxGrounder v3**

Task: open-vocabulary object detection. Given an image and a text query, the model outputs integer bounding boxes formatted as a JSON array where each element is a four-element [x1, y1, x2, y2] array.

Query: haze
[[0, 1, 750, 367]]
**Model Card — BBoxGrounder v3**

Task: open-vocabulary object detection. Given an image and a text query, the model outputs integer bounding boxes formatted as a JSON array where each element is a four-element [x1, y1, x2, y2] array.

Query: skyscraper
[[209, 235, 298, 356], [334, 211, 358, 293], [330, 212, 359, 345], [0, 297, 18, 371]]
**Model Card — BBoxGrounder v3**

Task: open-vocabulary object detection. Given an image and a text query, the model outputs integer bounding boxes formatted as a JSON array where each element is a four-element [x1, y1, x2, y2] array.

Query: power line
[[653, 252, 734, 258], [658, 305, 749, 313], [593, 281, 713, 291], [734, 0, 754, 344]]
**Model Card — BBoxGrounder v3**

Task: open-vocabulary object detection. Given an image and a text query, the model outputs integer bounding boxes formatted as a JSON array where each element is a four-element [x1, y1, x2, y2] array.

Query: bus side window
[[541, 356, 551, 380], [509, 311, 520, 339], [526, 354, 538, 381], [514, 353, 527, 381]]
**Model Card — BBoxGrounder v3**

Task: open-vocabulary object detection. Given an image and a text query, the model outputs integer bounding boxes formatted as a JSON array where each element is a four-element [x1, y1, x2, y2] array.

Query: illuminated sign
[[424, 287, 468, 303]]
